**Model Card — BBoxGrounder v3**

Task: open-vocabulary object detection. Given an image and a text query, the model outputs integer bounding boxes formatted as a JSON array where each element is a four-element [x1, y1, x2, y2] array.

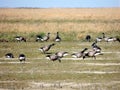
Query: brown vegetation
[[0, 8, 120, 34]]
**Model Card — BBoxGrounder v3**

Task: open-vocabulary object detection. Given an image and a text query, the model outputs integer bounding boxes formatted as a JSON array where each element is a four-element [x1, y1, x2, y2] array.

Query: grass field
[[0, 8, 120, 90], [0, 41, 120, 90]]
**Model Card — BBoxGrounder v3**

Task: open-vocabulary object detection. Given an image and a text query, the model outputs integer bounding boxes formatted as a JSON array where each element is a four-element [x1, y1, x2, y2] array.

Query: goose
[[102, 33, 120, 42], [54, 32, 61, 42], [83, 49, 102, 60], [39, 43, 55, 54], [91, 41, 101, 53], [36, 35, 43, 42], [96, 33, 104, 42], [46, 54, 61, 63], [96, 37, 103, 42], [95, 33, 105, 42], [105, 37, 120, 42], [5, 53, 14, 58], [15, 36, 26, 42], [102, 33, 114, 42], [72, 48, 88, 58], [85, 35, 91, 42], [19, 54, 26, 62], [42, 33, 50, 42], [55, 51, 68, 58]]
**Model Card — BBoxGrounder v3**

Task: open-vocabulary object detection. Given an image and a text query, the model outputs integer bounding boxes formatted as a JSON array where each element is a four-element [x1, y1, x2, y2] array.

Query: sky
[[0, 0, 119, 8]]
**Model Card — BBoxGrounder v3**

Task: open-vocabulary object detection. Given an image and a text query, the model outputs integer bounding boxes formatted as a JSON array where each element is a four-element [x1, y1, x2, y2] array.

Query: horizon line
[[0, 6, 119, 9]]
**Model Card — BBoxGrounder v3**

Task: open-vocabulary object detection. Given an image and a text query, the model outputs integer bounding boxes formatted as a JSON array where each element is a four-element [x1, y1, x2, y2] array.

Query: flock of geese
[[4, 32, 119, 63], [95, 33, 120, 42]]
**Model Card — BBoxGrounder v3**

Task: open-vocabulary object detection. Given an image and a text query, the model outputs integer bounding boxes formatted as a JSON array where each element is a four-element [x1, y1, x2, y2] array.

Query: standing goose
[[55, 51, 68, 58], [46, 54, 61, 63], [54, 32, 61, 42], [42, 33, 50, 42], [72, 48, 88, 58], [5, 53, 14, 58], [19, 54, 26, 63], [39, 43, 55, 54]]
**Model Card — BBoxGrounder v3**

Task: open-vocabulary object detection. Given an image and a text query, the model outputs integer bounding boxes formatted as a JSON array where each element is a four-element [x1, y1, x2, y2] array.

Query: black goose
[[39, 43, 55, 54], [72, 48, 88, 58], [46, 54, 61, 63], [19, 54, 26, 62], [5, 53, 14, 58], [54, 32, 61, 42], [55, 51, 68, 58], [85, 35, 91, 42]]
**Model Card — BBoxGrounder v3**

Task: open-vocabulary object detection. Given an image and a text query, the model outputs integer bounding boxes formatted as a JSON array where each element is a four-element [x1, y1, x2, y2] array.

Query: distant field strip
[[1, 19, 119, 24]]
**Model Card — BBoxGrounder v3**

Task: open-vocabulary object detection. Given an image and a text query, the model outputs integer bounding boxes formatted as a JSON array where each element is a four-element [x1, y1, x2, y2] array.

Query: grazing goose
[[55, 51, 68, 58], [46, 54, 61, 63], [15, 36, 26, 42], [5, 53, 14, 58], [19, 54, 26, 62], [85, 35, 91, 42], [39, 43, 55, 54], [83, 49, 102, 60], [36, 35, 43, 42], [72, 48, 88, 58], [54, 32, 61, 42], [42, 33, 50, 42], [105, 37, 120, 42]]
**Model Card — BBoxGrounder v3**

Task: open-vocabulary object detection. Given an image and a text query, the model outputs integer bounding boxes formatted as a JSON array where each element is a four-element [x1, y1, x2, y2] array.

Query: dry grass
[[0, 8, 120, 20], [0, 8, 120, 34]]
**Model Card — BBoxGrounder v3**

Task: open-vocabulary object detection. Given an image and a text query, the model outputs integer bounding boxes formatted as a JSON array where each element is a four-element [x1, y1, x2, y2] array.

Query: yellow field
[[0, 8, 120, 34]]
